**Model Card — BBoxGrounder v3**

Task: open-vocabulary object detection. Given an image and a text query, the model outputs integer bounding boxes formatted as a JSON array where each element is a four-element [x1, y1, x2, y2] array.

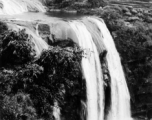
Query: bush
[[0, 93, 37, 120], [88, 0, 108, 7], [0, 33, 85, 120], [114, 27, 150, 62], [36, 41, 85, 120], [0, 29, 36, 66], [0, 21, 8, 34], [100, 8, 123, 32]]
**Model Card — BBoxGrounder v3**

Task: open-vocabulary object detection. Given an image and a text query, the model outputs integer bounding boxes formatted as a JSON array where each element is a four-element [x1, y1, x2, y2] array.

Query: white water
[[0, 1, 133, 119], [69, 21, 104, 120], [25, 28, 49, 56], [88, 17, 133, 120], [53, 101, 61, 120], [0, 0, 46, 15]]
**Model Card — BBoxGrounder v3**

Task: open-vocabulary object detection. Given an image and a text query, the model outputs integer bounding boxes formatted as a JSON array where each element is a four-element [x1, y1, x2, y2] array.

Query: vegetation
[[46, 0, 108, 9], [0, 30, 36, 66], [87, 0, 107, 7], [0, 28, 85, 120], [0, 21, 8, 34]]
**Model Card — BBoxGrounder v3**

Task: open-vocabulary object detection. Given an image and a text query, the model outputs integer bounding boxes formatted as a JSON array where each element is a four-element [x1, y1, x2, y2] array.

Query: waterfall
[[88, 17, 133, 120], [29, 17, 133, 120], [0, 4, 133, 119], [0, 0, 46, 15], [69, 21, 104, 120]]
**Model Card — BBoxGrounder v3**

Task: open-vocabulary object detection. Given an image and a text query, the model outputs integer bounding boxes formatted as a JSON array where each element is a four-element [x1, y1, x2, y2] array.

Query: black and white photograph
[[0, 0, 151, 120]]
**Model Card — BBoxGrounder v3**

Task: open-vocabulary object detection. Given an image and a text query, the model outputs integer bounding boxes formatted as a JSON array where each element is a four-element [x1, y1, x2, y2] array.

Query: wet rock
[[38, 24, 50, 35], [100, 50, 107, 62], [38, 23, 52, 43]]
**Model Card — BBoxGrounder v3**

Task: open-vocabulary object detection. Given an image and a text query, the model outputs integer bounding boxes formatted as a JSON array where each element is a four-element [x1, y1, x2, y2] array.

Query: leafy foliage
[[0, 30, 85, 120], [0, 93, 37, 120], [88, 0, 108, 7], [114, 26, 152, 88], [0, 21, 8, 34], [36, 42, 85, 120], [0, 29, 36, 66], [100, 7, 123, 32]]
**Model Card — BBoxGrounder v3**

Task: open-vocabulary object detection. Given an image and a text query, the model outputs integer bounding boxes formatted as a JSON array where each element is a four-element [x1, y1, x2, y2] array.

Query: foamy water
[[70, 20, 104, 120], [0, 0, 46, 15], [89, 17, 133, 120]]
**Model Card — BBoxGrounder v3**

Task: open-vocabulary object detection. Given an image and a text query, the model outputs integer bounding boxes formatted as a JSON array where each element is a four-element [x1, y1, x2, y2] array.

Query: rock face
[[37, 24, 51, 43], [100, 51, 111, 118]]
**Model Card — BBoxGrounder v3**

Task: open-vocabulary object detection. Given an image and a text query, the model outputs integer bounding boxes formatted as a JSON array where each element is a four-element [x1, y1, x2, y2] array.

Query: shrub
[[36, 41, 85, 119], [0, 36, 85, 120], [0, 93, 37, 120], [0, 29, 36, 66], [100, 8, 123, 32], [0, 21, 8, 34], [88, 0, 108, 7]]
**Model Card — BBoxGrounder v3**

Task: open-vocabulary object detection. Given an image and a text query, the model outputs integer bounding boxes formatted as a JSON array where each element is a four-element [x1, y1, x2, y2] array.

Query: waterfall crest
[[3, 13, 133, 120], [0, 0, 46, 15]]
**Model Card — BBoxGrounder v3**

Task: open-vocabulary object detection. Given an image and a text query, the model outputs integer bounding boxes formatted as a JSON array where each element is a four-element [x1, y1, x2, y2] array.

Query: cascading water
[[0, 0, 46, 15], [88, 17, 133, 120], [69, 21, 104, 120], [9, 24, 49, 56], [0, 1, 133, 119], [42, 17, 132, 120], [53, 101, 61, 120]]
